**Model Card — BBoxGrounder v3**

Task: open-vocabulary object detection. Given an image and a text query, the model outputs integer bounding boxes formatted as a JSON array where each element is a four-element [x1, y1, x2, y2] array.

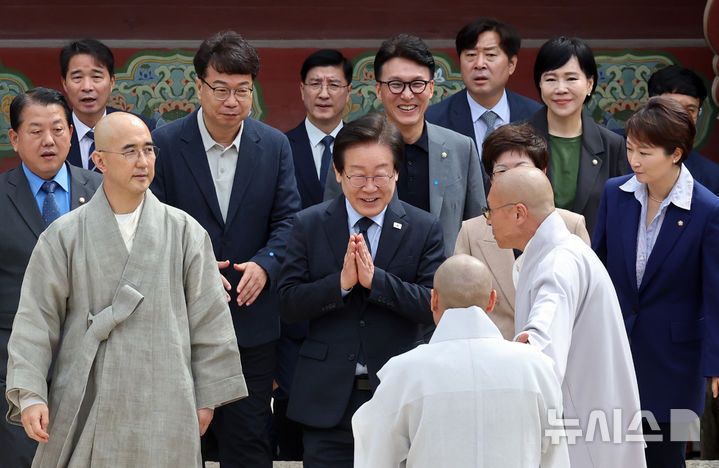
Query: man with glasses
[[325, 34, 485, 257], [150, 31, 301, 467], [5, 111, 247, 466], [278, 113, 445, 467]]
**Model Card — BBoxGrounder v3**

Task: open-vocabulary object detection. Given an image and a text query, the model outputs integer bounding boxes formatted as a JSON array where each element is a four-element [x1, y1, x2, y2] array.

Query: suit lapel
[[450, 90, 476, 142], [288, 124, 323, 206], [67, 126, 83, 169], [426, 123, 447, 220], [619, 192, 640, 293], [640, 204, 691, 291], [374, 197, 408, 269], [225, 119, 261, 227], [573, 111, 604, 214], [323, 196, 351, 268], [179, 110, 224, 226], [68, 164, 97, 209], [6, 166, 45, 238]]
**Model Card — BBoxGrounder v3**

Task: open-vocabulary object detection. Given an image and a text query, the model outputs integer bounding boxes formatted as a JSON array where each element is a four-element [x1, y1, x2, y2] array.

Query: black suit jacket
[[286, 121, 324, 209], [151, 109, 301, 347], [66, 107, 157, 171], [278, 195, 445, 427], [527, 108, 628, 235]]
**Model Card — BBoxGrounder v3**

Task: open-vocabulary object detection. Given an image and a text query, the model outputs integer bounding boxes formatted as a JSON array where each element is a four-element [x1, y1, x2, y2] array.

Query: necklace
[[648, 193, 664, 203]]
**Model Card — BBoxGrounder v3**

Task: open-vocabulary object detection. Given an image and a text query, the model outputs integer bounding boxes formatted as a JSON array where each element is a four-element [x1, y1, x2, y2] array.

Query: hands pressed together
[[340, 233, 374, 291], [217, 260, 268, 306]]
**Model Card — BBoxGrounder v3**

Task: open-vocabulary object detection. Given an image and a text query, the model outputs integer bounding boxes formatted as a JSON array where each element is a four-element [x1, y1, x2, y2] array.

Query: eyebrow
[[121, 141, 154, 150], [70, 68, 107, 75], [211, 79, 251, 86]]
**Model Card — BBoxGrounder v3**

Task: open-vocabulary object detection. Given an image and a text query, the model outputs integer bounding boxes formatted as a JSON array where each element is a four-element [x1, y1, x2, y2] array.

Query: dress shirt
[[72, 111, 106, 169], [304, 118, 342, 179], [21, 162, 70, 216], [468, 89, 510, 160], [197, 108, 243, 221], [620, 164, 693, 288], [396, 124, 430, 212]]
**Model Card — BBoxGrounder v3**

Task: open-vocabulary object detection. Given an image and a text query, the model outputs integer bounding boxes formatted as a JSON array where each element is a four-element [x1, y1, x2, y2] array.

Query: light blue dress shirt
[[22, 162, 71, 216]]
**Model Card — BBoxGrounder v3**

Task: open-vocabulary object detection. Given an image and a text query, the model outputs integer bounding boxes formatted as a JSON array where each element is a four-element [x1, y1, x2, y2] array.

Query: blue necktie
[[480, 110, 499, 142], [41, 181, 61, 226], [356, 216, 373, 256], [319, 135, 334, 189], [87, 130, 97, 172]]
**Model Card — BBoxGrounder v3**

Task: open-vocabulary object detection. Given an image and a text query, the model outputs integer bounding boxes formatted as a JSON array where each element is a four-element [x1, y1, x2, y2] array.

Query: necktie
[[356, 216, 374, 256], [319, 135, 334, 189], [87, 130, 97, 172], [41, 181, 61, 226], [480, 110, 499, 142]]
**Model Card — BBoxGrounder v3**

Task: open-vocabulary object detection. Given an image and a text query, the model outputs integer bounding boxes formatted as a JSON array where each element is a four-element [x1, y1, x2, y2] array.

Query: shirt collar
[[197, 107, 244, 152], [345, 197, 387, 231], [304, 117, 343, 147], [22, 162, 70, 196], [406, 123, 429, 152], [429, 306, 504, 343], [467, 89, 510, 125], [619, 163, 693, 210], [72, 110, 106, 140]]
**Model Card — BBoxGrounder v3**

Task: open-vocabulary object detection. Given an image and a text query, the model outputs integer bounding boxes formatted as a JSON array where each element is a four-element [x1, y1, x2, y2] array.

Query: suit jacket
[[527, 108, 627, 236], [66, 107, 157, 171], [150, 109, 301, 347], [454, 208, 590, 340], [325, 122, 485, 256], [425, 88, 542, 191], [278, 195, 445, 427], [286, 121, 323, 209], [593, 174, 719, 421]]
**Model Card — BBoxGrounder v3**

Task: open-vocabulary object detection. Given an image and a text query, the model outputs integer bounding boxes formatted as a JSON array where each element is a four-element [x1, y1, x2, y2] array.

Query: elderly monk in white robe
[[5, 112, 247, 468], [352, 255, 570, 468], [486, 166, 645, 468]]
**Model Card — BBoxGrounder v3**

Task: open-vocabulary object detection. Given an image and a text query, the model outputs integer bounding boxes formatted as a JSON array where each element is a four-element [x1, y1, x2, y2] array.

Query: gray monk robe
[[5, 187, 247, 468]]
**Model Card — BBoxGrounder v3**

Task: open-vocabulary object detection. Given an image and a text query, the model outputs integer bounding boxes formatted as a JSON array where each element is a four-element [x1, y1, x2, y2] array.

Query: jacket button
[[359, 320, 366, 327], [348, 353, 355, 361], [632, 305, 639, 314]]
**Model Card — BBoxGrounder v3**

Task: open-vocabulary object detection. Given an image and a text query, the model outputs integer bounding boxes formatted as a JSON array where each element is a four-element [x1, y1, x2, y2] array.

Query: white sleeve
[[18, 389, 47, 412]]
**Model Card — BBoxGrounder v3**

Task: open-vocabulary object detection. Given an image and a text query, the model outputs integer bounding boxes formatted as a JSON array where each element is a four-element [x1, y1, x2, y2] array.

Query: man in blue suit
[[279, 113, 445, 467], [60, 39, 156, 172], [425, 18, 541, 191], [151, 31, 301, 467]]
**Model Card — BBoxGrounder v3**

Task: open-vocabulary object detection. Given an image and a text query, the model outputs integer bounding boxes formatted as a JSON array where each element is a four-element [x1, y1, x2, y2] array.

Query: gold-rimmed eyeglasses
[[97, 145, 159, 161], [482, 202, 519, 219]]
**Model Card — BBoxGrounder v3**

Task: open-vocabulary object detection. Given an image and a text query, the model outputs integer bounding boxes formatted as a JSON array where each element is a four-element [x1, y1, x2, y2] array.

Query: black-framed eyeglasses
[[482, 202, 519, 219], [303, 80, 349, 94], [377, 79, 431, 95], [200, 77, 253, 101], [345, 173, 394, 188], [97, 145, 159, 162]]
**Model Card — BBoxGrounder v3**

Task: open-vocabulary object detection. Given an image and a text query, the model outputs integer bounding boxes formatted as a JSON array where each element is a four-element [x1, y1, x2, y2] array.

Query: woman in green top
[[526, 36, 627, 235]]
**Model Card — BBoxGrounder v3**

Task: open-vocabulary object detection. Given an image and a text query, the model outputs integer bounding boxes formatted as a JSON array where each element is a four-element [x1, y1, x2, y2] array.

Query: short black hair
[[60, 39, 114, 78], [648, 65, 707, 103], [10, 87, 73, 131], [333, 113, 404, 174], [374, 34, 435, 81], [455, 17, 521, 58], [300, 49, 353, 84], [533, 37, 598, 104], [194, 31, 260, 80]]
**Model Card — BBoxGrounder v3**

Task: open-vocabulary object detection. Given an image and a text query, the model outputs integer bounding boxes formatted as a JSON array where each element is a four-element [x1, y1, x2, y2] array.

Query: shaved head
[[433, 255, 494, 312], [94, 111, 148, 149], [491, 166, 554, 219]]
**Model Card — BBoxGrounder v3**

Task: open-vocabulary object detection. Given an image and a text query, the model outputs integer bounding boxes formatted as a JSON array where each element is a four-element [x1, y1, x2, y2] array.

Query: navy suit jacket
[[278, 195, 445, 427], [593, 174, 719, 421], [151, 109, 301, 347], [66, 107, 157, 171], [286, 121, 324, 209], [425, 88, 541, 191]]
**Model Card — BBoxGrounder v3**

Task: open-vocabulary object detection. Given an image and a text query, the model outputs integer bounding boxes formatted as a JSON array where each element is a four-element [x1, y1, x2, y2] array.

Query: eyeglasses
[[98, 145, 159, 161], [482, 202, 519, 219], [491, 161, 532, 176], [345, 173, 394, 188], [200, 77, 253, 101], [377, 79, 431, 95], [303, 80, 349, 94]]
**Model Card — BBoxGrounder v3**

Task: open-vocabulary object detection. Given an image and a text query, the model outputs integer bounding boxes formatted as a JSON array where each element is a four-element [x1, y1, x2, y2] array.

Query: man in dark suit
[[425, 18, 541, 190], [279, 114, 445, 467], [276, 49, 353, 460], [60, 39, 156, 172], [0, 88, 101, 467], [150, 31, 301, 467]]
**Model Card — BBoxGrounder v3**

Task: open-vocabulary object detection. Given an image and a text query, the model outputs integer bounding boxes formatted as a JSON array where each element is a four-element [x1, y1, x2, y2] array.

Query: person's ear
[[486, 289, 497, 312], [91, 150, 106, 174]]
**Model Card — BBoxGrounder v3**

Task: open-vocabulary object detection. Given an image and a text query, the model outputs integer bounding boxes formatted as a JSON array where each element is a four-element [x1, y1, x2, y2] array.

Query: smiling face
[[9, 103, 72, 180], [626, 135, 680, 187], [301, 65, 351, 132], [335, 141, 398, 217], [460, 31, 517, 109], [375, 57, 434, 135], [539, 56, 593, 122], [196, 66, 253, 138], [61, 53, 115, 127]]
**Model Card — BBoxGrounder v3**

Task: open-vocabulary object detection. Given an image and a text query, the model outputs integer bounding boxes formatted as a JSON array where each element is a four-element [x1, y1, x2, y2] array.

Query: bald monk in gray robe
[[5, 112, 247, 467]]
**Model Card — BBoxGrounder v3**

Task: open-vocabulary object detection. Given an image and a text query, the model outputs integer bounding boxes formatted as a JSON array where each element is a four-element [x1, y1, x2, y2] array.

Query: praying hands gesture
[[340, 233, 374, 291]]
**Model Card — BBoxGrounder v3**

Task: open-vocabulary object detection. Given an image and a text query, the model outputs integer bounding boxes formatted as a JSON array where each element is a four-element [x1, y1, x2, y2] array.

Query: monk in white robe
[[5, 112, 247, 467], [352, 255, 569, 468], [486, 167, 645, 467]]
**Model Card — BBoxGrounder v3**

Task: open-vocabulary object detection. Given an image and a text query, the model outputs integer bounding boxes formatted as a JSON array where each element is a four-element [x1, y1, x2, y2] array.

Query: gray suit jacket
[[324, 121, 485, 256]]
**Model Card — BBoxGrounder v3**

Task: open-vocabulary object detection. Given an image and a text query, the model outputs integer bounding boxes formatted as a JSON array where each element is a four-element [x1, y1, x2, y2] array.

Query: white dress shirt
[[304, 118, 343, 179], [72, 110, 106, 169]]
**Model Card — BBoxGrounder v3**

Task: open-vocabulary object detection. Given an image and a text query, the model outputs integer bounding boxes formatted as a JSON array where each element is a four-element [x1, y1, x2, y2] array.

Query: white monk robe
[[514, 211, 646, 467], [352, 306, 570, 468], [5, 186, 247, 468]]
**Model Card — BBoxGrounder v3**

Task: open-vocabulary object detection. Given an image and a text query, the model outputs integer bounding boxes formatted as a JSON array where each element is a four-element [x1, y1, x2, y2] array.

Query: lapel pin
[[592, 159, 598, 166], [78, 197, 86, 204], [678, 220, 684, 227], [441, 152, 447, 159], [393, 222, 402, 230]]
